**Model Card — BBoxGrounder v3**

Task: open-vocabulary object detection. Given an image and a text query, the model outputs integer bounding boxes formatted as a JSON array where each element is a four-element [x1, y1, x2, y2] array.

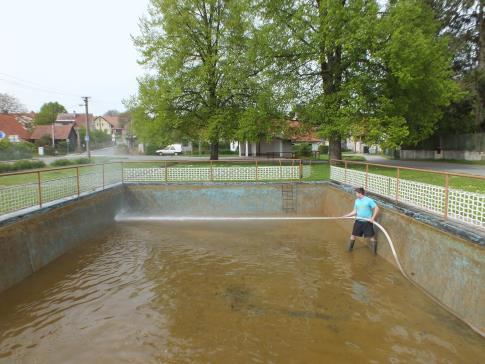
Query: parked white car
[[156, 144, 183, 156]]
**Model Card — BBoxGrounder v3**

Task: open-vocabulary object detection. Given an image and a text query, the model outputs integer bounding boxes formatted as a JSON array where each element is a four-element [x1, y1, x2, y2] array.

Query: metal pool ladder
[[282, 184, 296, 213]]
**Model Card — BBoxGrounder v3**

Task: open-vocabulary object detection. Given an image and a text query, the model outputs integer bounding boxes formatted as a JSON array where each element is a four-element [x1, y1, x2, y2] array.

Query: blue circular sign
[[0, 131, 6, 139]]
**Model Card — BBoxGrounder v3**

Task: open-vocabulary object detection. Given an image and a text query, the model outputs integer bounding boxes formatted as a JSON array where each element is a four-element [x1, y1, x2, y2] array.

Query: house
[[0, 114, 31, 142], [92, 116, 113, 135], [8, 112, 36, 129], [103, 115, 128, 144], [56, 113, 94, 128], [238, 119, 323, 158], [30, 124, 77, 147]]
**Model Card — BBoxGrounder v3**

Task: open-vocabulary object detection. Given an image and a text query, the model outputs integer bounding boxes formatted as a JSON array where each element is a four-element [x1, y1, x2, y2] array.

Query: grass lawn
[[400, 158, 485, 166], [318, 153, 367, 161], [343, 163, 485, 193]]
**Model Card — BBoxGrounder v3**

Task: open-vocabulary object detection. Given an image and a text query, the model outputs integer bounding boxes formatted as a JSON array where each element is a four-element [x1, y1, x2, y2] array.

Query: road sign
[[85, 135, 90, 142], [0, 131, 5, 139]]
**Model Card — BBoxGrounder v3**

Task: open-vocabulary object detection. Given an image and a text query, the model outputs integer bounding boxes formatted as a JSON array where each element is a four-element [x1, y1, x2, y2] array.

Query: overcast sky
[[0, 0, 149, 115]]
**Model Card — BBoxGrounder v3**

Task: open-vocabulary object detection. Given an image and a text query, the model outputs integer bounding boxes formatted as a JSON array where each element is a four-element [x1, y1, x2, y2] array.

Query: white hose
[[117, 214, 484, 336]]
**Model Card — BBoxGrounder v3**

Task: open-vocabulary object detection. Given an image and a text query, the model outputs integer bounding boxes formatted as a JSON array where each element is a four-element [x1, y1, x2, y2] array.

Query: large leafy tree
[[368, 0, 459, 147], [34, 102, 67, 125], [425, 0, 485, 131], [260, 0, 457, 156], [133, 0, 275, 159], [257, 0, 380, 160]]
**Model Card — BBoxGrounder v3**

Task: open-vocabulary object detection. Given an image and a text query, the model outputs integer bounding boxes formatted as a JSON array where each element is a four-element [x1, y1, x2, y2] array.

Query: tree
[[425, 0, 485, 130], [104, 109, 120, 116], [34, 102, 67, 125], [133, 0, 273, 159], [366, 0, 459, 147], [0, 93, 27, 113], [260, 0, 457, 155], [258, 0, 381, 160]]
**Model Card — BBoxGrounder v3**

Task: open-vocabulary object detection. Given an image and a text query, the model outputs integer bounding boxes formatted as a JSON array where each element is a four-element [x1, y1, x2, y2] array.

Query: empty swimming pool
[[1, 220, 484, 363]]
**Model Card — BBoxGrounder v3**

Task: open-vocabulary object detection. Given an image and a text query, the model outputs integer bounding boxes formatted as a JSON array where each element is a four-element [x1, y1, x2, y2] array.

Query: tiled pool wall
[[0, 182, 483, 336]]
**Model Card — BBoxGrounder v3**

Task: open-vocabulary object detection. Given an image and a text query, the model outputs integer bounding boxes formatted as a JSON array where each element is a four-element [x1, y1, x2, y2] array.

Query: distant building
[[103, 115, 127, 144], [30, 124, 77, 147], [238, 119, 323, 158], [56, 113, 94, 128], [8, 112, 36, 129], [92, 116, 113, 135], [0, 114, 31, 142]]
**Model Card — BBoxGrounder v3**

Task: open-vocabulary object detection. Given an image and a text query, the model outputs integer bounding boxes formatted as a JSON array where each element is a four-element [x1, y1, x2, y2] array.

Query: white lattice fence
[[330, 165, 485, 229], [123, 166, 302, 182], [0, 183, 39, 214], [41, 176, 78, 203]]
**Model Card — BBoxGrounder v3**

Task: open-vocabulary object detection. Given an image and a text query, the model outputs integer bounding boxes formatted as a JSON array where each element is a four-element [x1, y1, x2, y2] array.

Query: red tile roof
[[30, 124, 75, 140], [56, 113, 93, 128], [0, 114, 31, 140], [103, 115, 123, 129]]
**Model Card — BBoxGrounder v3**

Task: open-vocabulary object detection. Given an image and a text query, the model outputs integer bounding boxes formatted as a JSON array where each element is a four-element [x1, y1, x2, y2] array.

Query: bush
[[50, 159, 72, 167], [0, 140, 35, 160], [318, 145, 329, 154], [145, 144, 159, 155], [0, 160, 46, 173], [50, 158, 90, 167], [293, 143, 312, 157]]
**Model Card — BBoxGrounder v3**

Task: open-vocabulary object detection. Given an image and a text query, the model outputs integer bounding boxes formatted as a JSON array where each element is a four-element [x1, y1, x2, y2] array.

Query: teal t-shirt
[[354, 196, 377, 220]]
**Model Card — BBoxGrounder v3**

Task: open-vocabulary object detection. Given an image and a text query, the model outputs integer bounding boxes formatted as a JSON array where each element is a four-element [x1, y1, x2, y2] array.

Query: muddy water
[[0, 221, 484, 363]]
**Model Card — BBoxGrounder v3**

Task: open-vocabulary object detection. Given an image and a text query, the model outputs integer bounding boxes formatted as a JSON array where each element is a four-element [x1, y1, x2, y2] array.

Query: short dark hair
[[355, 187, 365, 195]]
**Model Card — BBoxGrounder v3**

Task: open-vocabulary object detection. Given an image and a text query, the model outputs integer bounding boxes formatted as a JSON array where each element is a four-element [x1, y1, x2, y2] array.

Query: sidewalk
[[364, 155, 485, 177]]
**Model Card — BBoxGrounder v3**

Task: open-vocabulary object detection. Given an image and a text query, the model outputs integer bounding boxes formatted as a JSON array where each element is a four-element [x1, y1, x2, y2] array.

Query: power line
[[0, 77, 81, 98]]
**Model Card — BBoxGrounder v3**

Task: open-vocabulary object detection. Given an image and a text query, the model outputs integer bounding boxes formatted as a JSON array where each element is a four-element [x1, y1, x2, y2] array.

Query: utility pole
[[82, 96, 91, 159]]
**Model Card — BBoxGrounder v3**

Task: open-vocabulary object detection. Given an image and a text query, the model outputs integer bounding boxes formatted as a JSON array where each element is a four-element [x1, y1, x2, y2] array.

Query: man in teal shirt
[[343, 187, 380, 255]]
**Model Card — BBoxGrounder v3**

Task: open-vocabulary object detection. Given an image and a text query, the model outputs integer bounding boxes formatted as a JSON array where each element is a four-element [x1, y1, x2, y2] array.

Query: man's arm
[[343, 209, 357, 218], [370, 205, 379, 223]]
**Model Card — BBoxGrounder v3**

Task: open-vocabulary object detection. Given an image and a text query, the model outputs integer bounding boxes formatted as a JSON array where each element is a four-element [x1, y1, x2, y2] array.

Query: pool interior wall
[[0, 182, 483, 336]]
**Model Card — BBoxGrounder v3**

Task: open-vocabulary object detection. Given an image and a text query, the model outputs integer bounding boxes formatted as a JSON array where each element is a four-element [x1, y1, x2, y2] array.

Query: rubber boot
[[347, 239, 356, 252], [370, 239, 377, 255]]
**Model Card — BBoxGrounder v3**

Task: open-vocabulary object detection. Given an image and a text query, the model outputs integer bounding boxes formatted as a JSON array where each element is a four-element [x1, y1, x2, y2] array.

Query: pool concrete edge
[[0, 186, 123, 293], [323, 183, 485, 336]]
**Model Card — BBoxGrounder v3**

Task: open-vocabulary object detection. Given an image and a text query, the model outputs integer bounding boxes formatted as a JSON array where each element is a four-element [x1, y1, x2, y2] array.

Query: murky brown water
[[0, 221, 484, 363]]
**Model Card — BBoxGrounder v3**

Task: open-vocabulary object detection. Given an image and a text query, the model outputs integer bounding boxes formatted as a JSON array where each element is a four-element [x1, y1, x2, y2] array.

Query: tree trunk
[[210, 141, 219, 160], [329, 135, 342, 162]]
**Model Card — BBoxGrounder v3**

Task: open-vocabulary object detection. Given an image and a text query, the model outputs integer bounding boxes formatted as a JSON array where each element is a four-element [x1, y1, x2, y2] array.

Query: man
[[343, 187, 380, 255]]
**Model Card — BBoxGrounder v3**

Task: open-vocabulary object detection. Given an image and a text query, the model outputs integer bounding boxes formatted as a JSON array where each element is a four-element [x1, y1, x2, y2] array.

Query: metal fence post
[[210, 160, 214, 181], [279, 159, 282, 179], [255, 160, 259, 181], [121, 161, 124, 184], [76, 167, 81, 197], [365, 163, 369, 189], [444, 173, 449, 219], [165, 161, 168, 182], [299, 159, 303, 179], [396, 168, 400, 203], [102, 164, 105, 189], [37, 171, 42, 208]]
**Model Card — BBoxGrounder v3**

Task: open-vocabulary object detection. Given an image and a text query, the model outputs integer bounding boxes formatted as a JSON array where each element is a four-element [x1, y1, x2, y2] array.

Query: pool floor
[[0, 221, 484, 363]]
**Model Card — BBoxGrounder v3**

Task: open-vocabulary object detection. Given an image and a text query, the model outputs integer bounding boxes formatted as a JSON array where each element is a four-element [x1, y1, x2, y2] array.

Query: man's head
[[355, 187, 365, 198]]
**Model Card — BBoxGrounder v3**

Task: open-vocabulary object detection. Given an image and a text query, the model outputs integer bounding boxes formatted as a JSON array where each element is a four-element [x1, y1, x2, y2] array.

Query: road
[[36, 147, 485, 177], [364, 155, 485, 177]]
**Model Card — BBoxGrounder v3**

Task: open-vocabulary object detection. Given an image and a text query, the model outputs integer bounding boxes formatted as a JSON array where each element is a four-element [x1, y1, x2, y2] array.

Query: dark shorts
[[352, 220, 375, 238]]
